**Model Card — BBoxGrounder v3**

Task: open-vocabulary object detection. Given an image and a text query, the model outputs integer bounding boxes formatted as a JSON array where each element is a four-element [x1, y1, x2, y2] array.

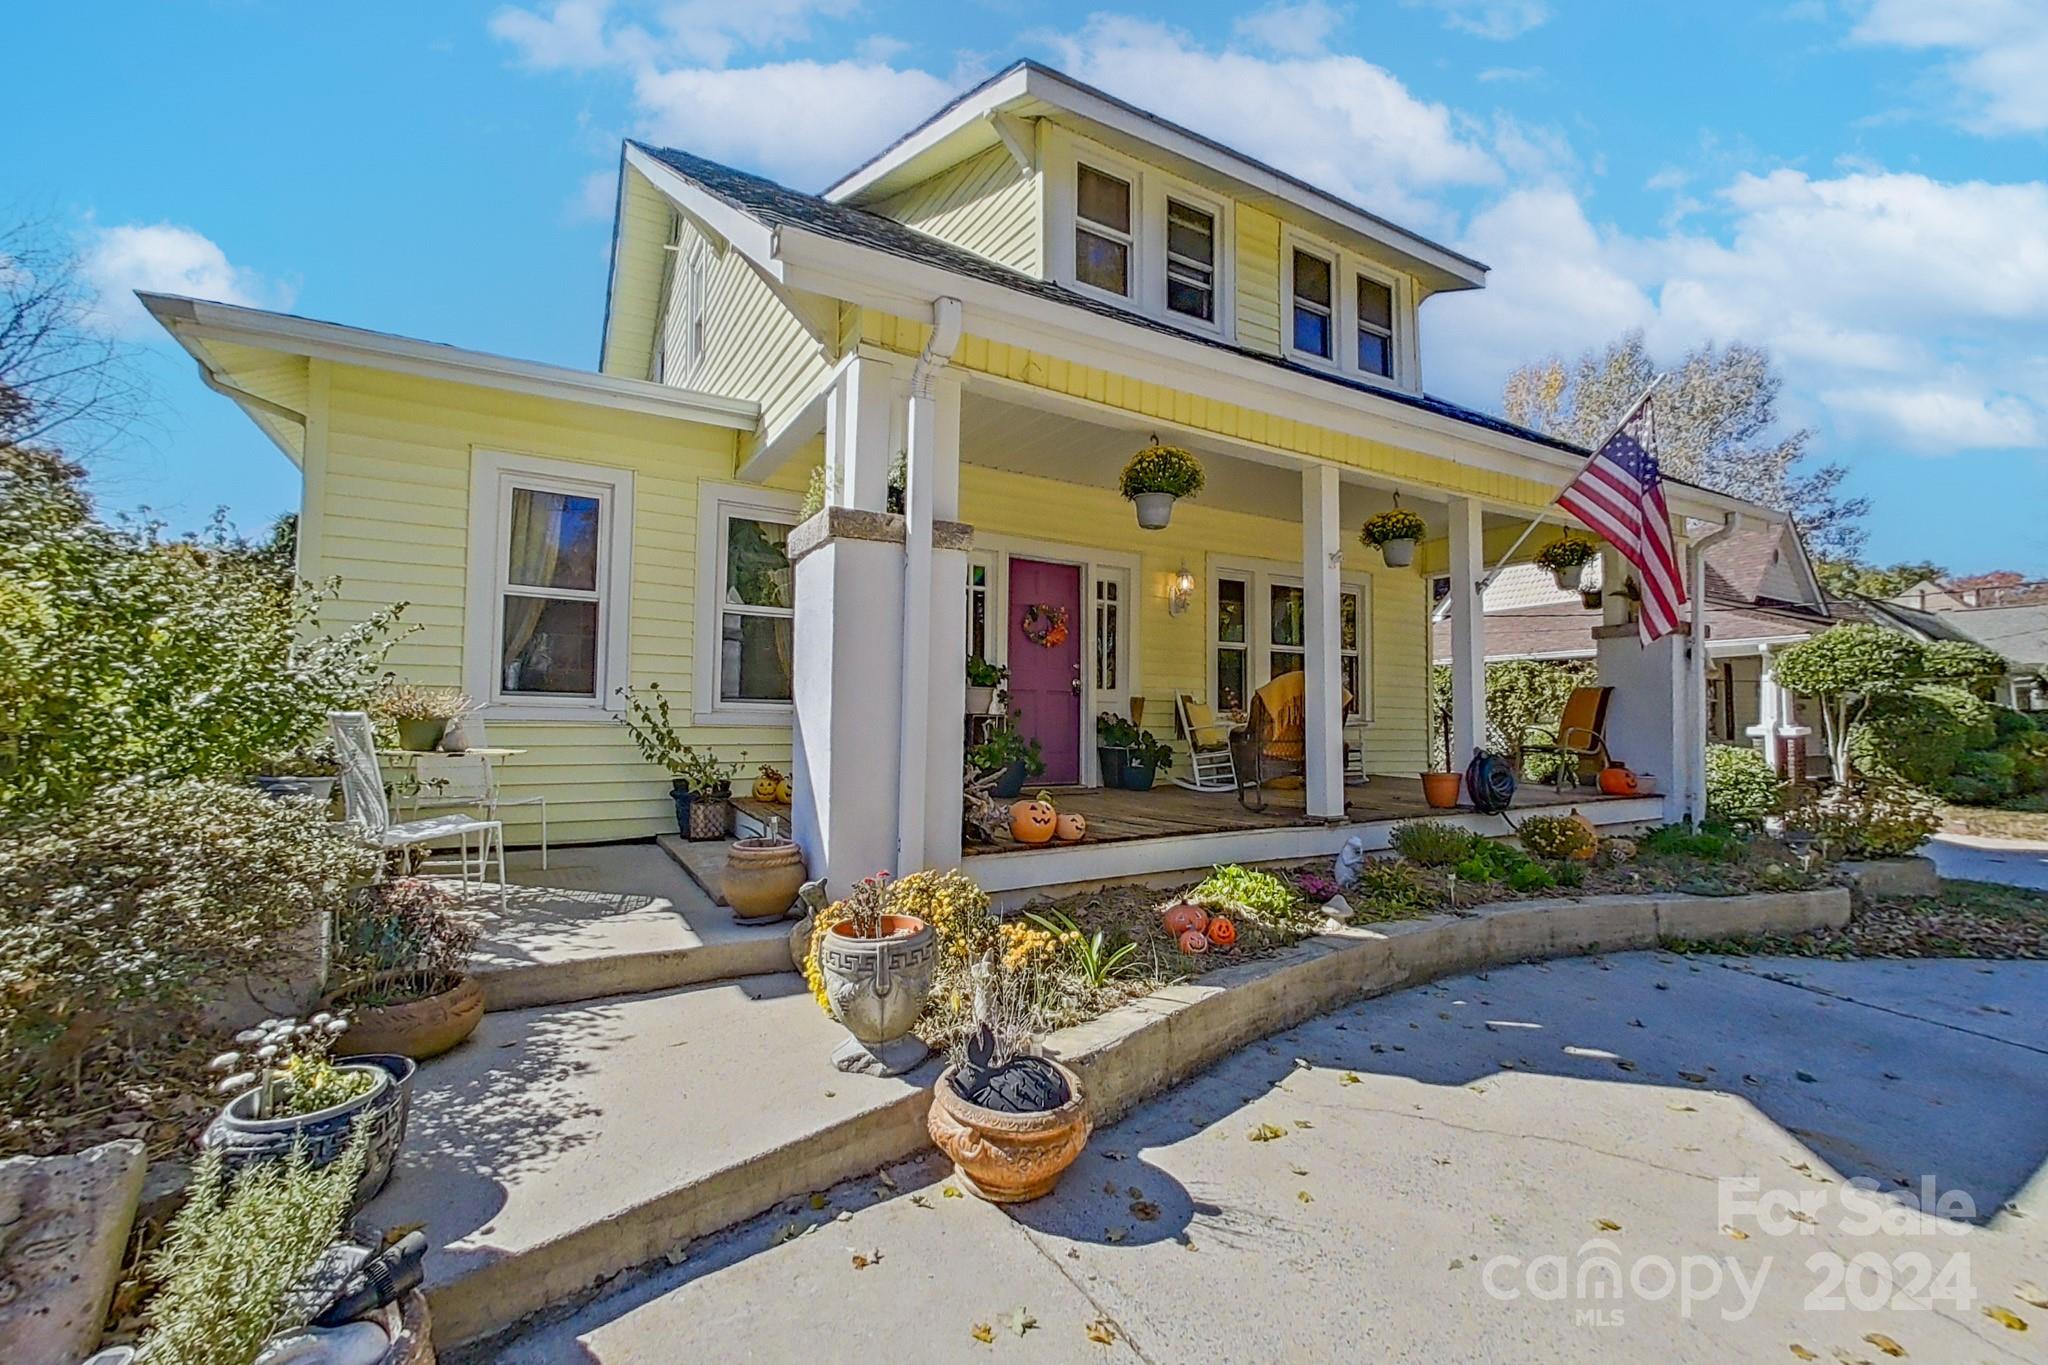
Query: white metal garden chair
[[1171, 690, 1240, 794], [409, 751, 549, 869], [329, 711, 507, 909]]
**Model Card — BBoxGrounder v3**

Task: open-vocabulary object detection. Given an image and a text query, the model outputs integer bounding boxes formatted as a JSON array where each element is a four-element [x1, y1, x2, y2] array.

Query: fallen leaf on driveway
[[1009, 1309, 1038, 1337], [1131, 1200, 1161, 1222], [1984, 1306, 2028, 1331], [943, 1186, 964, 1199], [910, 1194, 931, 1209], [1341, 1072, 1361, 1085], [1668, 1103, 1697, 1113], [1086, 1318, 1117, 1345], [2018, 1282, 2048, 1309], [1297, 1190, 1313, 1204], [1289, 1164, 1310, 1176], [809, 1193, 829, 1210], [1862, 1333, 1905, 1357], [1249, 1123, 1287, 1141], [1680, 1071, 1709, 1083], [1595, 1219, 1622, 1232], [1104, 1226, 1128, 1243], [1788, 1347, 1816, 1361], [1294, 1120, 1314, 1129], [1722, 1226, 1749, 1240], [971, 1323, 994, 1344]]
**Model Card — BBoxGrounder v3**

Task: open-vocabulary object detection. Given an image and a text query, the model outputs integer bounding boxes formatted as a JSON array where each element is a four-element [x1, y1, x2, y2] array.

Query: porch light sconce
[[1168, 561, 1196, 617]]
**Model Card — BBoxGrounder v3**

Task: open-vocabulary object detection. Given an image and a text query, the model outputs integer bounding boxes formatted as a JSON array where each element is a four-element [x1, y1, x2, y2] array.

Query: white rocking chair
[[329, 711, 507, 909], [1171, 690, 1240, 794]]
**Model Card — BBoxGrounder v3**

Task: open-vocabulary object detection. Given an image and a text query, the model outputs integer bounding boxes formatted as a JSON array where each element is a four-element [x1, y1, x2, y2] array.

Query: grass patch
[[1671, 879, 2048, 960], [1941, 800, 2048, 844]]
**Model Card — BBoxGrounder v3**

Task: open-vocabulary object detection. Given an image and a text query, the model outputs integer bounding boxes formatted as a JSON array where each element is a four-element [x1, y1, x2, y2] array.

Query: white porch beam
[[1447, 496, 1487, 781], [1302, 464, 1345, 818]]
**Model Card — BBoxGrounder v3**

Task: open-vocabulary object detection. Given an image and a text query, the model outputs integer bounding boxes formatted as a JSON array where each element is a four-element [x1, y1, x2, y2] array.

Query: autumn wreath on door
[[1019, 602, 1070, 648]]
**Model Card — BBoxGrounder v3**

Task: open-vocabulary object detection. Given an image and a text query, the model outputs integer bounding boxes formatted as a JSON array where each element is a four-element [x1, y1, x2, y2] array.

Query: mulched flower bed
[[1671, 879, 2048, 961]]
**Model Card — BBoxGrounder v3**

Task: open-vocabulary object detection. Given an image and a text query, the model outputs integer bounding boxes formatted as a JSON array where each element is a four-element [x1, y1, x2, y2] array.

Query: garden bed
[[1672, 879, 2048, 961]]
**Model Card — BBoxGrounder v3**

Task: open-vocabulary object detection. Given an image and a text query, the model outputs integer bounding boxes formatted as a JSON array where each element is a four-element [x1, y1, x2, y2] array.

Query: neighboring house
[[1431, 522, 1835, 777], [1854, 593, 2048, 713], [146, 60, 1777, 898]]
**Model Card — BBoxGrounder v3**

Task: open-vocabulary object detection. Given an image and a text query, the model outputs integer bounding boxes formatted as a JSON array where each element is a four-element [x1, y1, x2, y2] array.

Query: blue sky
[[11, 0, 2046, 573]]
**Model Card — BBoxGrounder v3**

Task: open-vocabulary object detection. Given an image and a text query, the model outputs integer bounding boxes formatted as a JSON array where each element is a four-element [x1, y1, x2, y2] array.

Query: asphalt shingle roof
[[634, 142, 1592, 460]]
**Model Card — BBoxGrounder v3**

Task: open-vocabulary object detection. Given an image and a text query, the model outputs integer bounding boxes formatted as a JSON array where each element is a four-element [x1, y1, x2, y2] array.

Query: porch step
[[468, 844, 795, 1011], [362, 975, 938, 1350]]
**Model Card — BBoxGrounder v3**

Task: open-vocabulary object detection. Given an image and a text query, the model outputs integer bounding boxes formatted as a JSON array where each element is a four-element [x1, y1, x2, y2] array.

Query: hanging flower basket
[[1119, 444, 1204, 531], [1535, 535, 1598, 592], [1360, 507, 1427, 568]]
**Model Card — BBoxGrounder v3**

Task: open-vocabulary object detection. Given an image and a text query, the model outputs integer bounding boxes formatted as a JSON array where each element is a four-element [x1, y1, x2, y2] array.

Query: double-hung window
[[1215, 576, 1249, 715], [715, 509, 796, 706], [1210, 559, 1372, 723], [1075, 164, 1133, 296], [1356, 274, 1394, 378], [1164, 198, 1216, 322], [468, 452, 634, 714], [1291, 248, 1334, 360]]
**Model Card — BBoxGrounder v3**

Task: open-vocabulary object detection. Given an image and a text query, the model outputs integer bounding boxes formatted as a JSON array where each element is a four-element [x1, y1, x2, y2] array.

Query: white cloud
[[1232, 1, 1347, 56], [489, 0, 621, 70], [1405, 0, 1551, 41], [491, 0, 860, 70], [1822, 382, 2041, 452], [79, 223, 286, 336], [1850, 0, 2048, 133], [1476, 65, 1542, 83]]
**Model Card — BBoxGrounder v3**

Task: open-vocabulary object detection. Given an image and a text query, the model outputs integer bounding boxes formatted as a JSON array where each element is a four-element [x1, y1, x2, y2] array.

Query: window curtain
[[504, 490, 569, 665]]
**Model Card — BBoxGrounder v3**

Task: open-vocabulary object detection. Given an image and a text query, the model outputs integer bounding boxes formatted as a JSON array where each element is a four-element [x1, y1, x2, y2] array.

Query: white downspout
[[896, 297, 964, 871], [1684, 513, 1742, 824]]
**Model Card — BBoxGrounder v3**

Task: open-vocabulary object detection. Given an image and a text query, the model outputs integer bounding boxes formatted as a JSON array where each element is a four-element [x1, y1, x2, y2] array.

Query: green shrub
[[1947, 749, 2018, 805], [1704, 744, 1783, 827], [1347, 861, 1434, 919], [1190, 864, 1306, 923], [1783, 782, 1941, 860], [0, 781, 376, 1115], [1390, 820, 1478, 867], [1517, 813, 1596, 861], [1507, 862, 1557, 893], [1452, 856, 1495, 884], [1554, 860, 1587, 889], [1920, 639, 2007, 695], [2011, 735, 2048, 795], [1992, 707, 2039, 742], [1639, 823, 1743, 861], [1849, 683, 1996, 789], [1428, 658, 1597, 774]]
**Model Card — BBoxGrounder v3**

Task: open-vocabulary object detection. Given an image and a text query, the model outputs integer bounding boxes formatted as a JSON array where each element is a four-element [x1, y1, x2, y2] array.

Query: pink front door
[[1007, 558, 1083, 785]]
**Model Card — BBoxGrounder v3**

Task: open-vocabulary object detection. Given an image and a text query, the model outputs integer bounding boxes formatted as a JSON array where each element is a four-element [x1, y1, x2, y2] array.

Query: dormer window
[[1075, 164, 1132, 296], [1291, 248, 1334, 360], [1356, 273, 1393, 378], [1165, 199, 1216, 322]]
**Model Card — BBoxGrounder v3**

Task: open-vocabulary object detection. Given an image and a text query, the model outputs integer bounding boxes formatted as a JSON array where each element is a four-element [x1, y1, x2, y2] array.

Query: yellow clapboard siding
[[602, 169, 672, 380], [869, 145, 1044, 275]]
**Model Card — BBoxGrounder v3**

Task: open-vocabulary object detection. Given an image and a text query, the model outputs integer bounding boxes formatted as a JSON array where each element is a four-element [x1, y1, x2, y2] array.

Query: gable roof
[[634, 142, 1589, 461], [822, 60, 1487, 296]]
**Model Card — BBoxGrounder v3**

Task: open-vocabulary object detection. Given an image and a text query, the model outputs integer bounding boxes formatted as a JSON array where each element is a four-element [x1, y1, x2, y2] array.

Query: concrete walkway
[[1927, 833, 2048, 891], [492, 954, 2048, 1364]]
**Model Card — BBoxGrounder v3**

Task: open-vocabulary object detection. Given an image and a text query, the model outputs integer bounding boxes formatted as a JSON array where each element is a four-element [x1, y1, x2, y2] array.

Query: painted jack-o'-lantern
[[1055, 811, 1087, 843], [775, 775, 794, 804], [1010, 796, 1058, 844], [752, 767, 783, 802], [1204, 915, 1238, 949], [1597, 764, 1641, 797], [1161, 902, 1210, 938], [1177, 928, 1210, 955]]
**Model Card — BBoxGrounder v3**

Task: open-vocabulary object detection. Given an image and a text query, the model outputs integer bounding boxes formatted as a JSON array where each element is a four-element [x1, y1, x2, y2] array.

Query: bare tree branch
[[0, 218, 151, 454]]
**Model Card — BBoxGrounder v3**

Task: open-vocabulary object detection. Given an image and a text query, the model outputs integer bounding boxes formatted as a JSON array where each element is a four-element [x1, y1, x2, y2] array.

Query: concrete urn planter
[[928, 1061, 1091, 1202], [328, 973, 485, 1061], [722, 837, 808, 921], [819, 915, 937, 1075]]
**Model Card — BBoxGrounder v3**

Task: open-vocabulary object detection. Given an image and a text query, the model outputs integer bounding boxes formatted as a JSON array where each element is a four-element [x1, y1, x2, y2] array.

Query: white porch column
[[898, 362, 966, 872], [1446, 496, 1487, 782], [1301, 464, 1345, 818], [1747, 644, 1787, 771], [825, 354, 896, 511]]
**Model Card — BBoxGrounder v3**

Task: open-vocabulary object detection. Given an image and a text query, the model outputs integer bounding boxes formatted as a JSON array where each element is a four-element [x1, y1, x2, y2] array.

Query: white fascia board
[[140, 293, 760, 430], [826, 66, 1035, 202], [767, 227, 1773, 524], [624, 145, 781, 270]]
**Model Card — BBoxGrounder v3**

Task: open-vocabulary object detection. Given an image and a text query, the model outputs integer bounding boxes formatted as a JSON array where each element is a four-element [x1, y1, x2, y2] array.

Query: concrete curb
[[442, 885, 1849, 1350]]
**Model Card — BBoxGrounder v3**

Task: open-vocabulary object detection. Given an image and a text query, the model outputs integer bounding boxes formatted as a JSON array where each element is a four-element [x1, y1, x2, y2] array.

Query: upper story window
[[1075, 164, 1133, 296], [1291, 248, 1334, 360], [1356, 274, 1393, 378], [1165, 199, 1216, 323]]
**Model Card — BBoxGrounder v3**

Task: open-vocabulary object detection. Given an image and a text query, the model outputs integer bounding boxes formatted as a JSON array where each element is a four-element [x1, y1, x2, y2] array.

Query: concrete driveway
[[1927, 833, 2048, 891], [493, 954, 2048, 1364]]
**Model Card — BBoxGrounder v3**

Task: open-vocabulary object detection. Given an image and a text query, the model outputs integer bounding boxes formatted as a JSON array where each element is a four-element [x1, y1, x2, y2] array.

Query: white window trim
[[685, 239, 710, 376], [1207, 552, 1373, 726], [1281, 223, 1416, 392], [1148, 178, 1234, 340], [693, 480, 802, 726], [464, 449, 635, 721], [1069, 154, 1139, 305], [1353, 263, 1398, 380]]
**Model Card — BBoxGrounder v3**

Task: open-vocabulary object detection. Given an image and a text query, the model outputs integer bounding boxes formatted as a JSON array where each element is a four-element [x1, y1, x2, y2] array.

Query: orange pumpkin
[[1597, 765, 1640, 796], [1566, 808, 1600, 860], [1010, 797, 1058, 844], [1177, 928, 1210, 955], [1054, 811, 1087, 843], [1205, 915, 1238, 948], [1161, 902, 1210, 937]]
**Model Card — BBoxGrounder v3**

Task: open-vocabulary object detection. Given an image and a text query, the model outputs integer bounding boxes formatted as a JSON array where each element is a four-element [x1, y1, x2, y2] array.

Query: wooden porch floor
[[966, 777, 1635, 855]]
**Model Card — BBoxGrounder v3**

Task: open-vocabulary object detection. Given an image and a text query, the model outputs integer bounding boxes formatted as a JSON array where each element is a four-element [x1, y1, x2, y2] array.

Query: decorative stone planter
[[1378, 537, 1416, 568], [1420, 771, 1462, 808], [395, 719, 446, 752], [928, 1060, 1091, 1202], [819, 915, 937, 1075], [722, 837, 807, 921], [965, 684, 996, 715], [328, 973, 485, 1061], [203, 1054, 416, 1211], [672, 784, 732, 841], [1132, 491, 1176, 530]]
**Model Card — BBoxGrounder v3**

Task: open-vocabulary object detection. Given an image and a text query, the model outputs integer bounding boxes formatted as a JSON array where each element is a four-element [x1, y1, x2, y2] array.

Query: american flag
[[1554, 390, 1687, 642]]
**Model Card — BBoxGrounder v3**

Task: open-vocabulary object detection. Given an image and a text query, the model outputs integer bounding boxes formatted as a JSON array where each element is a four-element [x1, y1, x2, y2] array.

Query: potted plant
[[617, 681, 743, 839], [969, 718, 1045, 798], [202, 1013, 416, 1210], [1123, 728, 1175, 792], [1420, 769, 1462, 808], [1360, 505, 1428, 568], [1580, 585, 1604, 611], [1095, 712, 1138, 788], [722, 823, 809, 922], [966, 656, 1006, 715], [1535, 535, 1598, 592], [927, 957, 1089, 1202], [810, 873, 938, 1075], [371, 682, 475, 752], [250, 742, 340, 804], [1118, 443, 1205, 530], [323, 879, 484, 1061]]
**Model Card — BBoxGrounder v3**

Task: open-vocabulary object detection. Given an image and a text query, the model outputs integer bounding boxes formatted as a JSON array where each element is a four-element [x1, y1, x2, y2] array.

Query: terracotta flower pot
[[723, 837, 807, 921], [1420, 771, 1462, 808], [329, 974, 484, 1061], [928, 1061, 1090, 1203], [819, 914, 937, 1075]]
